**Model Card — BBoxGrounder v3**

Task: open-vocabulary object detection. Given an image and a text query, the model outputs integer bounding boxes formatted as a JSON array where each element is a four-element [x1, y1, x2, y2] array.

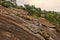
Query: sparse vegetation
[[43, 11, 60, 26], [0, 0, 60, 27], [19, 5, 60, 26]]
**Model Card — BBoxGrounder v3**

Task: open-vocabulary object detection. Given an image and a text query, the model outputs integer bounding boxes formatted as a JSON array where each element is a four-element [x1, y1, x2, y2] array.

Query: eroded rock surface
[[0, 5, 60, 40]]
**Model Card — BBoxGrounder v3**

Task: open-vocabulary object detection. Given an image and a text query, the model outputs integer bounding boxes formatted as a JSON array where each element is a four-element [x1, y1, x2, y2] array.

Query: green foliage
[[3, 1, 15, 8], [22, 5, 41, 17], [44, 11, 60, 26], [15, 5, 25, 10], [0, 0, 16, 8]]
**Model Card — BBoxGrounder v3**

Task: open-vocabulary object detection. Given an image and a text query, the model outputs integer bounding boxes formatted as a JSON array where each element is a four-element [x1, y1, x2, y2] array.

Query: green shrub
[[0, 0, 16, 8]]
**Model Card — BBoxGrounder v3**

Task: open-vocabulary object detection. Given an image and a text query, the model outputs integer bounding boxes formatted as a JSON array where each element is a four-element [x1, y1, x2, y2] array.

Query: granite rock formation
[[0, 5, 60, 40]]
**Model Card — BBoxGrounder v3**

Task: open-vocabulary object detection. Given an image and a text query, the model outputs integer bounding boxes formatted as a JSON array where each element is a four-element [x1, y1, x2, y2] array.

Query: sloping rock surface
[[0, 5, 60, 40]]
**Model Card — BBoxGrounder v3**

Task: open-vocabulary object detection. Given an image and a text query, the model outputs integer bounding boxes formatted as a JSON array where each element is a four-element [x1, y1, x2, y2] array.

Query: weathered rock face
[[0, 19, 42, 40], [0, 5, 60, 40]]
